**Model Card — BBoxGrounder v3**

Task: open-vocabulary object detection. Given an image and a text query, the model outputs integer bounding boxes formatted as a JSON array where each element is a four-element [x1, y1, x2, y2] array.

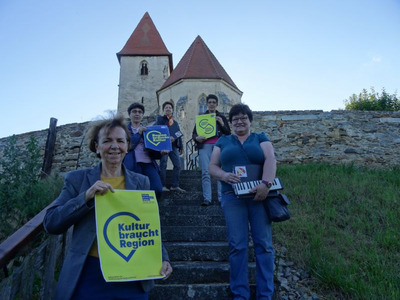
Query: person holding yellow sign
[[192, 94, 230, 206], [43, 116, 172, 300]]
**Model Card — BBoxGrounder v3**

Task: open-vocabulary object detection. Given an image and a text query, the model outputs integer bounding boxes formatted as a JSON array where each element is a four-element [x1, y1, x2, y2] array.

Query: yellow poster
[[196, 113, 216, 139], [95, 190, 163, 282]]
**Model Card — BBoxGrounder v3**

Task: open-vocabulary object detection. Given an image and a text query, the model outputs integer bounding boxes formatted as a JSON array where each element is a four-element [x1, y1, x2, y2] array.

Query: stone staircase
[[149, 170, 260, 299]]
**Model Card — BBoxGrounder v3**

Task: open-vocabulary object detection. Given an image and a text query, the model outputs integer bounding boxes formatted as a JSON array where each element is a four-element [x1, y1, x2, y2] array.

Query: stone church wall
[[118, 56, 171, 118], [1, 110, 399, 175]]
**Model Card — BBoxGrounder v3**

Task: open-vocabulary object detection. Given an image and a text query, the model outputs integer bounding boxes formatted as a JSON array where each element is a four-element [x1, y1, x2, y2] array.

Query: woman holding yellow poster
[[43, 116, 172, 300]]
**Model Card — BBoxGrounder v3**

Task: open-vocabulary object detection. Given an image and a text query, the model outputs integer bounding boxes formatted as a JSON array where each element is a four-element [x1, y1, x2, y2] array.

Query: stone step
[[161, 215, 226, 226], [162, 181, 218, 192], [159, 205, 223, 217], [160, 195, 222, 206], [157, 261, 256, 284], [149, 283, 231, 300], [161, 226, 227, 242], [164, 170, 219, 188], [149, 283, 270, 300], [164, 241, 255, 262], [161, 192, 207, 203]]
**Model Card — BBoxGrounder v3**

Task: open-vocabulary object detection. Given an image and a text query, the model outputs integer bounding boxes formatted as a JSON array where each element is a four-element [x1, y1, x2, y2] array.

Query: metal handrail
[[185, 138, 199, 170]]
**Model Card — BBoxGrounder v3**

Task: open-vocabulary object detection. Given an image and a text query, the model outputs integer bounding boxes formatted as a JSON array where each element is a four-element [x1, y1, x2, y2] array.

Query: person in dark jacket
[[43, 116, 172, 300], [123, 102, 163, 201], [155, 101, 186, 192], [192, 94, 231, 206]]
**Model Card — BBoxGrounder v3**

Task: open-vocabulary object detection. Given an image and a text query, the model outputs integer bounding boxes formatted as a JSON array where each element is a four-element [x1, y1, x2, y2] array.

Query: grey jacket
[[43, 164, 169, 300]]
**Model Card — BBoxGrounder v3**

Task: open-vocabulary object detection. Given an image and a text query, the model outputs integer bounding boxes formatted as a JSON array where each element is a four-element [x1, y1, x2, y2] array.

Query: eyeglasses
[[131, 109, 143, 114], [231, 116, 249, 123], [207, 101, 217, 104]]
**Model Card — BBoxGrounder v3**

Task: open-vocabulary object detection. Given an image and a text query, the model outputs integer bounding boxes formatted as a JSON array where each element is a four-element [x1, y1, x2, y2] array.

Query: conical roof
[[117, 12, 172, 70], [159, 35, 239, 91]]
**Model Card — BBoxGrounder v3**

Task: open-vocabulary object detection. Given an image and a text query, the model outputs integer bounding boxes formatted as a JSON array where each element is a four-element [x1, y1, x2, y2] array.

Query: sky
[[1, 0, 399, 138]]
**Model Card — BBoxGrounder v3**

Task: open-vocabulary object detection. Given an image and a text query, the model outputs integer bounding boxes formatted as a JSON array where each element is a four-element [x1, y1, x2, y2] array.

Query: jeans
[[135, 162, 163, 201], [199, 144, 221, 202], [221, 192, 274, 300], [160, 146, 181, 188]]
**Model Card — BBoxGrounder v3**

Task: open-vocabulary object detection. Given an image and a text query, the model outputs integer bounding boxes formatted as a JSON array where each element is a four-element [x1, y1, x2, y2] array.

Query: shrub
[[0, 135, 63, 241], [344, 88, 400, 111]]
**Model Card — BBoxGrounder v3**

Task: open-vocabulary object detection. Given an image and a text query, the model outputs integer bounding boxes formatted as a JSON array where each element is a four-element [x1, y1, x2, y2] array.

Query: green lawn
[[274, 164, 400, 299]]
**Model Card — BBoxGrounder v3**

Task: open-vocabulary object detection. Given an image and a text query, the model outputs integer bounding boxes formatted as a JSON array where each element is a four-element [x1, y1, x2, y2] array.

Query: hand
[[85, 180, 115, 202], [179, 148, 183, 155], [216, 116, 223, 125], [138, 126, 147, 135], [222, 172, 241, 185], [170, 136, 175, 143], [250, 183, 269, 201], [161, 261, 173, 280], [196, 136, 206, 143]]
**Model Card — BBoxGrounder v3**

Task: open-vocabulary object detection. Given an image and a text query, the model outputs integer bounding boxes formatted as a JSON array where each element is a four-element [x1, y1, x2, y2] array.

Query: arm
[[43, 173, 114, 234], [192, 124, 206, 144], [250, 141, 277, 201], [130, 131, 142, 150], [217, 114, 231, 135], [161, 244, 172, 280], [209, 146, 241, 184]]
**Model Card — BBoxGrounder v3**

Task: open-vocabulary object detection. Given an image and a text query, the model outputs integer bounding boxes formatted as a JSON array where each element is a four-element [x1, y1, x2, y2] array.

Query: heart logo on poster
[[103, 212, 141, 262], [146, 130, 167, 146]]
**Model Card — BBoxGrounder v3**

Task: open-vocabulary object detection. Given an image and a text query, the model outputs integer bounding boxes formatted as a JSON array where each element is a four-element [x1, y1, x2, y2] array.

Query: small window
[[198, 96, 207, 114], [140, 62, 148, 75]]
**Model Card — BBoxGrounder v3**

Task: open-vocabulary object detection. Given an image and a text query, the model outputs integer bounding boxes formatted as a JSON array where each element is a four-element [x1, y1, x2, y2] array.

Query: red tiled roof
[[158, 35, 239, 91], [117, 12, 172, 69]]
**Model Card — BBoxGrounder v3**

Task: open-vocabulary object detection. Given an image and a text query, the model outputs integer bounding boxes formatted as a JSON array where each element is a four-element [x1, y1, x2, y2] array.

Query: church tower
[[116, 12, 173, 117], [157, 35, 242, 148]]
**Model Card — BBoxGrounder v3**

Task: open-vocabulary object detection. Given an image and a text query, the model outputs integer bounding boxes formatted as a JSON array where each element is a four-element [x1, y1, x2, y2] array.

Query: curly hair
[[86, 115, 130, 158], [162, 101, 174, 110], [228, 103, 253, 123], [127, 102, 145, 115]]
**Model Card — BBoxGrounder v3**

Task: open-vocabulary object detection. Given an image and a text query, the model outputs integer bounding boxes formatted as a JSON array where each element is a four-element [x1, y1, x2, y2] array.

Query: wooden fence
[[0, 211, 72, 299]]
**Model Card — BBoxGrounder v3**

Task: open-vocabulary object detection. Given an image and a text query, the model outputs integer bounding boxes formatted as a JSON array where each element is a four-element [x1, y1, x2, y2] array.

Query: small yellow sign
[[95, 190, 163, 282], [196, 114, 216, 139]]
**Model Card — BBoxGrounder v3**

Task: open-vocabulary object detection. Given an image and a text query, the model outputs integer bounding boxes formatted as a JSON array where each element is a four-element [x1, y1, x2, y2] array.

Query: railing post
[[41, 117, 57, 178], [40, 235, 61, 300]]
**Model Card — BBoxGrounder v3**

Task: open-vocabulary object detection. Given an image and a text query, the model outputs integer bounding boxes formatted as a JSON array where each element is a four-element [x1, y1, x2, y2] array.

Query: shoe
[[170, 186, 186, 192], [162, 186, 170, 192], [201, 200, 211, 206]]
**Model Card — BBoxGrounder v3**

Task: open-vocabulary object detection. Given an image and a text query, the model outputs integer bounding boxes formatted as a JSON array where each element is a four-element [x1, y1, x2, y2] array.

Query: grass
[[274, 164, 400, 299]]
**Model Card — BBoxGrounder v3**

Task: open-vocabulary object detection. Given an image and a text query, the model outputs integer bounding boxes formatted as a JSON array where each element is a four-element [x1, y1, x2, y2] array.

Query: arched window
[[140, 61, 148, 75], [198, 95, 207, 114]]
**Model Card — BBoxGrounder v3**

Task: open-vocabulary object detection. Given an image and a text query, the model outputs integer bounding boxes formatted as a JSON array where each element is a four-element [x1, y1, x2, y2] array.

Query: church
[[116, 12, 242, 161]]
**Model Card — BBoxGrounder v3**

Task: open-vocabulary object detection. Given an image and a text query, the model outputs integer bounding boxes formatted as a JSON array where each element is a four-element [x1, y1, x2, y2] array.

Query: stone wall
[[251, 110, 400, 167], [1, 110, 399, 175]]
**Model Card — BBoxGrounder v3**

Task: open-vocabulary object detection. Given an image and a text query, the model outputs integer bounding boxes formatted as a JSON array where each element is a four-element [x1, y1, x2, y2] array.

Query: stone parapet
[[1, 110, 399, 174]]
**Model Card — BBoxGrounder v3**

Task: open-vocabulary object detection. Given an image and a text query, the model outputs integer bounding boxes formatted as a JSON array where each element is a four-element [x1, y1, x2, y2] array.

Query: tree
[[344, 88, 400, 111]]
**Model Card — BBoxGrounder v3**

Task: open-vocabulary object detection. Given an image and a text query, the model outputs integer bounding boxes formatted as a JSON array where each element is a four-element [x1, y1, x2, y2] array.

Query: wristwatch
[[261, 180, 272, 188]]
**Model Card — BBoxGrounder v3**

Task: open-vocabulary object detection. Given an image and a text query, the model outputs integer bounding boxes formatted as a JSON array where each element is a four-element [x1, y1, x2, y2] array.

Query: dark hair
[[127, 102, 145, 115], [162, 101, 174, 110], [86, 116, 130, 158], [228, 103, 253, 123], [206, 94, 218, 104]]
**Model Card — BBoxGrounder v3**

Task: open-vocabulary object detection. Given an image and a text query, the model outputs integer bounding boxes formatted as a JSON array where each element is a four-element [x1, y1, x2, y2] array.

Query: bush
[[344, 88, 400, 111], [0, 135, 63, 241]]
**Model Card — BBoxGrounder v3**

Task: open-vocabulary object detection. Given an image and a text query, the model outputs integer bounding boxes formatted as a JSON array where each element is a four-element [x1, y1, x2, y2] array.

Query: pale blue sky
[[1, 0, 399, 138]]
